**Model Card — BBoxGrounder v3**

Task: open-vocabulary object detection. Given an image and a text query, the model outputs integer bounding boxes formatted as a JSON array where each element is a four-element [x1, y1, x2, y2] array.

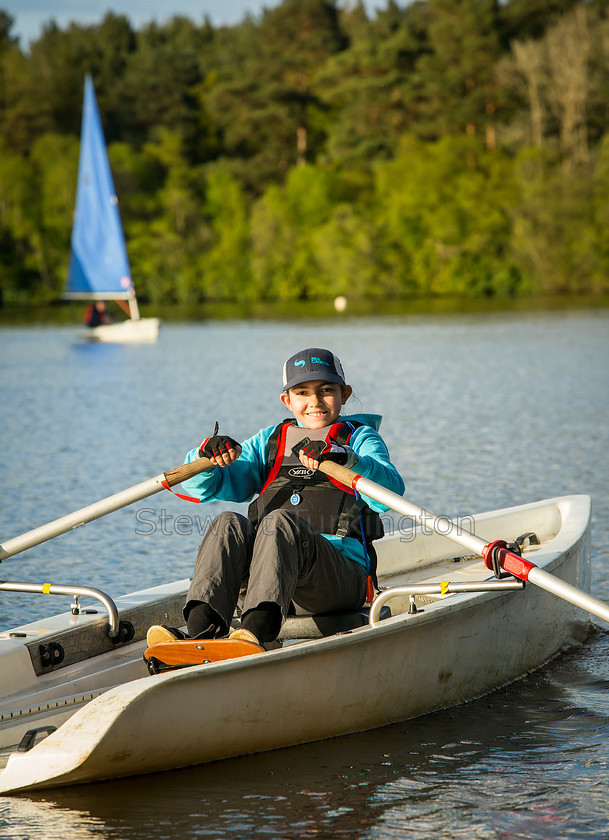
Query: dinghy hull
[[79, 317, 160, 343]]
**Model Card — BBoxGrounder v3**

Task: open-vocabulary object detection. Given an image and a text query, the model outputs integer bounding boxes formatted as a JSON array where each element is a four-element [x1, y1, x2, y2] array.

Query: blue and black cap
[[282, 348, 346, 392]]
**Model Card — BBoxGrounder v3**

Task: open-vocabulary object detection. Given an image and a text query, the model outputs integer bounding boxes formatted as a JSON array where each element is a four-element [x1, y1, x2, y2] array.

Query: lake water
[[0, 311, 608, 838]]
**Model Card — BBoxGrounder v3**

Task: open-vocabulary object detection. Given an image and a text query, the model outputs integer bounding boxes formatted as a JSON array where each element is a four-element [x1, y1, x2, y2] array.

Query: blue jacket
[[182, 414, 405, 571]]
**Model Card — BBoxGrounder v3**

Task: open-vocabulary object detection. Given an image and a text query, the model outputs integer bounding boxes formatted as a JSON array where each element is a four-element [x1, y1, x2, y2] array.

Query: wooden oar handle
[[163, 456, 215, 487], [318, 459, 359, 488], [164, 457, 359, 491]]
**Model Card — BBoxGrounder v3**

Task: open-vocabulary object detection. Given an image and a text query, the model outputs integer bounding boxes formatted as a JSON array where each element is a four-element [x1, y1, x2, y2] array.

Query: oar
[[318, 460, 609, 625], [0, 457, 214, 561]]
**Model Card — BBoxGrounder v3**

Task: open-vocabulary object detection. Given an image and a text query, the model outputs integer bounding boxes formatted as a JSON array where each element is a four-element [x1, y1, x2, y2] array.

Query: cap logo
[[294, 359, 305, 367], [311, 356, 330, 367]]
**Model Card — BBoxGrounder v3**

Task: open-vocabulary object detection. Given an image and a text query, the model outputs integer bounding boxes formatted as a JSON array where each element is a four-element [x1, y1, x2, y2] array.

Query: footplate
[[144, 638, 264, 674]]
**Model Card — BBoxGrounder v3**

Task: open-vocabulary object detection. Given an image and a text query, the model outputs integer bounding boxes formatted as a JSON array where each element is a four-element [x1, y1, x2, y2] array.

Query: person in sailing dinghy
[[147, 348, 404, 649], [84, 301, 113, 327]]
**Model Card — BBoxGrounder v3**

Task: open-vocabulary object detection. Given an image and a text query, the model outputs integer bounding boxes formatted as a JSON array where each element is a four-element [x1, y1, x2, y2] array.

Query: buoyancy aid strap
[[258, 421, 291, 495], [328, 420, 354, 445], [318, 420, 357, 494], [335, 491, 365, 537], [252, 418, 379, 542], [262, 419, 355, 496], [356, 498, 378, 603], [365, 575, 376, 604]]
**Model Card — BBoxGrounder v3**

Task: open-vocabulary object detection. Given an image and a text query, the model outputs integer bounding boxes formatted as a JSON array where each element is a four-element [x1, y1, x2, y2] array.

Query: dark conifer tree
[[414, 0, 502, 147]]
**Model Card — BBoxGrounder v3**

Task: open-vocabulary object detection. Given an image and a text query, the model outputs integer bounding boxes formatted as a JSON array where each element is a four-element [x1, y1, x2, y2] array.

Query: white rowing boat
[[0, 485, 595, 795]]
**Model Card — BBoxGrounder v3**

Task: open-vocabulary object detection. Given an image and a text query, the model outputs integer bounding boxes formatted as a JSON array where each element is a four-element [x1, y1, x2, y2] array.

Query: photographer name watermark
[[134, 507, 474, 542], [399, 512, 475, 542], [135, 508, 218, 537]]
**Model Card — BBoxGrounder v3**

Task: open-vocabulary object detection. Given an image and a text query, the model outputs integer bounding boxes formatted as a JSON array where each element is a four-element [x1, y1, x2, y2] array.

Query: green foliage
[[206, 0, 345, 188], [590, 135, 609, 293], [251, 164, 336, 299], [124, 129, 209, 304], [373, 134, 527, 296], [203, 169, 251, 300], [510, 144, 609, 294], [29, 133, 79, 297], [0, 0, 607, 307], [313, 204, 389, 298], [0, 139, 36, 303], [319, 2, 430, 166]]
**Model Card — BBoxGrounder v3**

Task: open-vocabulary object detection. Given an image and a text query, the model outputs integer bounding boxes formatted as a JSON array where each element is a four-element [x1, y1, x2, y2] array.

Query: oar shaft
[[527, 567, 609, 624], [321, 462, 485, 555], [320, 460, 608, 626], [0, 475, 166, 561], [355, 474, 487, 556], [0, 458, 213, 561]]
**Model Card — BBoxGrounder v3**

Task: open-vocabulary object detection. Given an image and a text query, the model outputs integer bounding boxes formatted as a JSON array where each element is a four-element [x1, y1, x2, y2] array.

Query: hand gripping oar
[[318, 460, 609, 625], [0, 457, 214, 561]]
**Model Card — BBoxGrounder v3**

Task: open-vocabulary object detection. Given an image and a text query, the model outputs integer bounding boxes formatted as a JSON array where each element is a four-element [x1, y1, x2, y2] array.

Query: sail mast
[[128, 290, 140, 321]]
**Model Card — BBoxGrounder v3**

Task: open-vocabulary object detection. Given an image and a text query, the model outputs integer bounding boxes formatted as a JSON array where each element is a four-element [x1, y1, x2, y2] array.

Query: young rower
[[147, 348, 404, 648]]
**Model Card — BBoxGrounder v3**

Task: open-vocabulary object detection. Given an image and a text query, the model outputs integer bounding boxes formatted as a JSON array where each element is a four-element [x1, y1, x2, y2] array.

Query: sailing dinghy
[[0, 455, 605, 794], [64, 76, 159, 343]]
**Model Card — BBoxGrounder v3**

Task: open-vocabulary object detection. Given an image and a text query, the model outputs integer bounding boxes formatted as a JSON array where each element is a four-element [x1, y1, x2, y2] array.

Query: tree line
[[1, 0, 609, 307]]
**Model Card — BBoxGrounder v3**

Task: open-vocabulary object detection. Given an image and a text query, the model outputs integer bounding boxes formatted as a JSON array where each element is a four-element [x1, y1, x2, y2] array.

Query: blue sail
[[65, 75, 133, 299]]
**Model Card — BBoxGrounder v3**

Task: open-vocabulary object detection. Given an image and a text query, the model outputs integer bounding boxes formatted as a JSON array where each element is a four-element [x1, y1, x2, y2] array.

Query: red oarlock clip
[[483, 539, 535, 581]]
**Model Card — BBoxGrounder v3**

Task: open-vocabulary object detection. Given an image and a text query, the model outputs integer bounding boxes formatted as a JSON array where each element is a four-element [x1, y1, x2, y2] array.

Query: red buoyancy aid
[[247, 419, 384, 545]]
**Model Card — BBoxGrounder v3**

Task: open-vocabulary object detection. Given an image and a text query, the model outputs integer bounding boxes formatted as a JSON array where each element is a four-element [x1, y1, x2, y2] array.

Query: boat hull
[[0, 495, 592, 793], [80, 317, 160, 343]]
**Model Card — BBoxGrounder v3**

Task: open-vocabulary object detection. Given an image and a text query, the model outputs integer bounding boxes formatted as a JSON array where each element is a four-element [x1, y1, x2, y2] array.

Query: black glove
[[293, 436, 356, 467], [198, 423, 240, 460], [199, 435, 240, 459]]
